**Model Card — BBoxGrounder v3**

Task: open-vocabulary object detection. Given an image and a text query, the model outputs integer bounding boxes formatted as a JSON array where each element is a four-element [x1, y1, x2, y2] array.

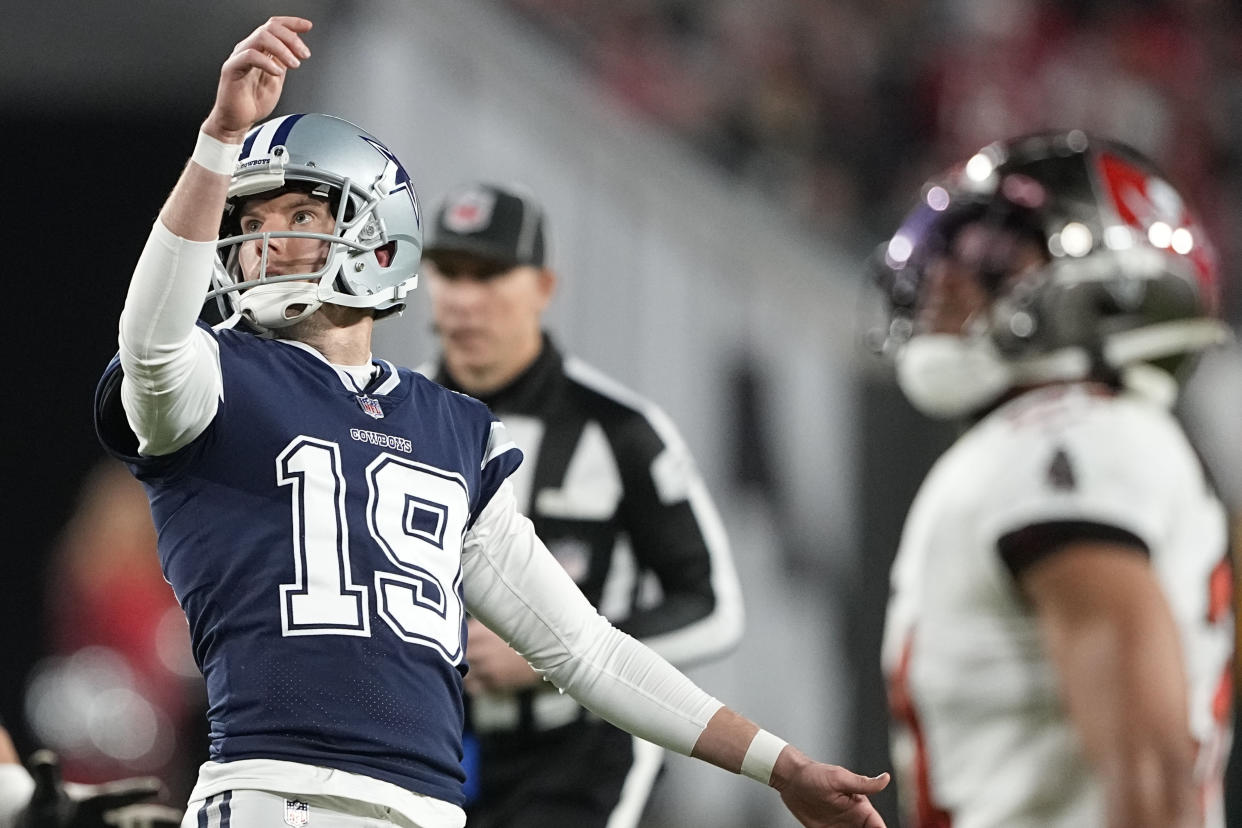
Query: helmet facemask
[[206, 114, 422, 335]]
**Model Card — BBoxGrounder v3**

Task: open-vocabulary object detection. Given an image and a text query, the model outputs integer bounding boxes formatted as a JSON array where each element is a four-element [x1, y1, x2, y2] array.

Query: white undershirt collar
[[275, 339, 379, 392]]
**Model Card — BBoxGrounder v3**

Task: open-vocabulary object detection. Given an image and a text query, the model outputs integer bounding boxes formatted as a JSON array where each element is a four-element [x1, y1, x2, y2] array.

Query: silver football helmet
[[208, 113, 422, 333], [870, 129, 1230, 417]]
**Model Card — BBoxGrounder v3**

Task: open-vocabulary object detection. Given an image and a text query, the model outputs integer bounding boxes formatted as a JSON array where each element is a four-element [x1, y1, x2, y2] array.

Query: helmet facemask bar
[[209, 135, 418, 332], [201, 114, 424, 332], [209, 173, 396, 326]]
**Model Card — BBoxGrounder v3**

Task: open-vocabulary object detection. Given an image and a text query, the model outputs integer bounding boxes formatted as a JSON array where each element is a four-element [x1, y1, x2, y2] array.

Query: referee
[[419, 182, 745, 828]]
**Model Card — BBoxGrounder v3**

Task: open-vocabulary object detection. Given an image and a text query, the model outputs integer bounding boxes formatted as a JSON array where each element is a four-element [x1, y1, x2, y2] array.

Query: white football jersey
[[882, 383, 1234, 827]]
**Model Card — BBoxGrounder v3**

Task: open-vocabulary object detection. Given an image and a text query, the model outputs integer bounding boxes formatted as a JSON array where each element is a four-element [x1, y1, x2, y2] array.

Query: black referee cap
[[423, 182, 546, 268]]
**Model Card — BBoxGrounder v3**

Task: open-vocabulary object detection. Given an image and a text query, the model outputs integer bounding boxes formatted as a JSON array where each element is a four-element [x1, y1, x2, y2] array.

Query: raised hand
[[204, 15, 313, 142]]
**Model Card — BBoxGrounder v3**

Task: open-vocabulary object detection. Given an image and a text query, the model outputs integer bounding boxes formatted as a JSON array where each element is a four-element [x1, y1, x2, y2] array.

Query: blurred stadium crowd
[[503, 0, 1242, 318]]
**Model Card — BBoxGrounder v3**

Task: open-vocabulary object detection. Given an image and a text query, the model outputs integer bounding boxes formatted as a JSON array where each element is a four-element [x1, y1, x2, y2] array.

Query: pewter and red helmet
[[870, 130, 1229, 416]]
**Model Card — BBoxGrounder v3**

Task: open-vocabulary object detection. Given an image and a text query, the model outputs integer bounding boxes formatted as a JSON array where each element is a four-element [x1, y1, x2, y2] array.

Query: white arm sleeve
[[118, 219, 223, 456], [463, 480, 724, 756]]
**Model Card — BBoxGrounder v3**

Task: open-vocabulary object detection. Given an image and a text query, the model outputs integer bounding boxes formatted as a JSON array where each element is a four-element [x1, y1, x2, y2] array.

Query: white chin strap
[[237, 282, 324, 331], [896, 334, 1094, 419], [895, 335, 1014, 419]]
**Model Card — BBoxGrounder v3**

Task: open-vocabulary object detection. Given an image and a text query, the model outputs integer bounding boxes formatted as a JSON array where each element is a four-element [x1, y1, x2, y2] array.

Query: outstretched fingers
[[231, 17, 313, 48], [229, 17, 312, 74]]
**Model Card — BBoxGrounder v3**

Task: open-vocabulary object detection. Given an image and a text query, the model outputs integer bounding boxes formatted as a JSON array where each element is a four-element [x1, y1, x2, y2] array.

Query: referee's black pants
[[465, 718, 661, 828]]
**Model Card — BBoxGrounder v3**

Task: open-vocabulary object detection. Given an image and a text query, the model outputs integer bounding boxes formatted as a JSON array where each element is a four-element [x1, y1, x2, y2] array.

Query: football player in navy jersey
[[92, 16, 888, 828]]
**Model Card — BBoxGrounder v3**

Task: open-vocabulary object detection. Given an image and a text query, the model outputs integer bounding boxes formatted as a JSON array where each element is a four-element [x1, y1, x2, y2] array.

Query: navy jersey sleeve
[[473, 419, 523, 527], [93, 353, 204, 480]]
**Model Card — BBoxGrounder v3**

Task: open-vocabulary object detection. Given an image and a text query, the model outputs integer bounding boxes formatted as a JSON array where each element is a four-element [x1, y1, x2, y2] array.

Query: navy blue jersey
[[94, 325, 522, 806]]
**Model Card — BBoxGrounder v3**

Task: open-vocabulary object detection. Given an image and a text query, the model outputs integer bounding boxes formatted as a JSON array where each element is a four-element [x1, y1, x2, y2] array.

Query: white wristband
[[740, 729, 788, 785], [191, 130, 243, 176], [0, 764, 35, 828]]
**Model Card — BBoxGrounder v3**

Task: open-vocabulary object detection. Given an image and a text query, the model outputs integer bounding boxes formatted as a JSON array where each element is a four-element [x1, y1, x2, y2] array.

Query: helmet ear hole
[[376, 242, 395, 268]]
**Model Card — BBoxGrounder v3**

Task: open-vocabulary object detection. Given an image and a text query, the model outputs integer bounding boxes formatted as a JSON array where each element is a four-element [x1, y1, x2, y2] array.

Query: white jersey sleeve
[[974, 388, 1195, 557], [117, 219, 223, 456], [462, 479, 724, 755]]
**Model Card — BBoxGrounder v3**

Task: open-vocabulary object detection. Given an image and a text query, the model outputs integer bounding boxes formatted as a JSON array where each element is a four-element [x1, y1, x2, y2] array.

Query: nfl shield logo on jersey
[[356, 394, 384, 419], [284, 799, 310, 827]]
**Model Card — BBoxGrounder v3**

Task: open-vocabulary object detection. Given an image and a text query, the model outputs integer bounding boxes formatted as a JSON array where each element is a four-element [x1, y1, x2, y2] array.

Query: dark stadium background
[[3, 106, 192, 751]]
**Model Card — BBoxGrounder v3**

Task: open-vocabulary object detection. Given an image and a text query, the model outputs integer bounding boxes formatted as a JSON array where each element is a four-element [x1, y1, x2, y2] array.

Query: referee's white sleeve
[[118, 219, 222, 456], [462, 480, 724, 756]]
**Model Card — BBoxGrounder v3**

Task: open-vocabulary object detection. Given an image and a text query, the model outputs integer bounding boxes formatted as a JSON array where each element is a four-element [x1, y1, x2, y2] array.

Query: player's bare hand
[[773, 748, 890, 828], [203, 16, 313, 142], [463, 618, 542, 694]]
